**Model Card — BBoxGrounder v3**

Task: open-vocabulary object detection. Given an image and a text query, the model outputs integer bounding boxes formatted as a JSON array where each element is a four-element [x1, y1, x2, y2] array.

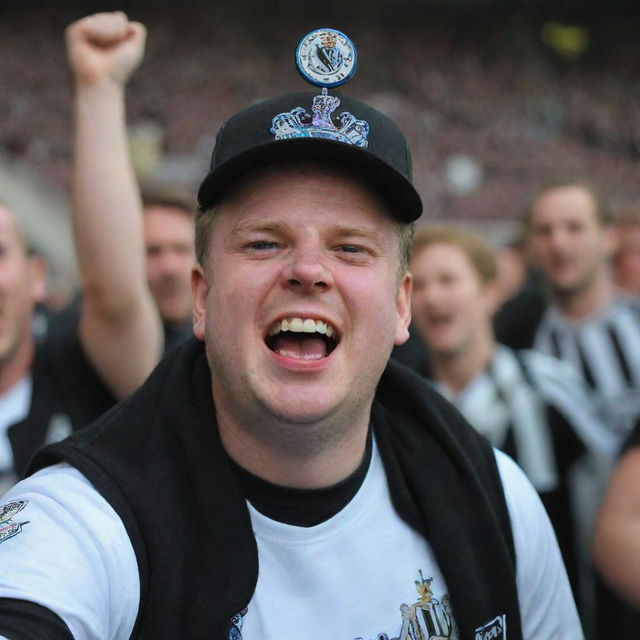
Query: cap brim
[[197, 137, 423, 223]]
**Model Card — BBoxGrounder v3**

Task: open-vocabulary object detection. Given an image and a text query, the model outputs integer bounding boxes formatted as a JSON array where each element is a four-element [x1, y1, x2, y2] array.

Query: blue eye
[[250, 241, 279, 250], [339, 245, 361, 253]]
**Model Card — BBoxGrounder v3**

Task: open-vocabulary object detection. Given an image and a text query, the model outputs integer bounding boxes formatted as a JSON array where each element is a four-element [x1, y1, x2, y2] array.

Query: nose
[[546, 226, 570, 251], [156, 251, 183, 278], [281, 249, 333, 293]]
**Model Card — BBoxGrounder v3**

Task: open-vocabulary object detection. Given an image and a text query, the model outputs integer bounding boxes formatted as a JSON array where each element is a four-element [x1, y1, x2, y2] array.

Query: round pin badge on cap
[[295, 28, 357, 88]]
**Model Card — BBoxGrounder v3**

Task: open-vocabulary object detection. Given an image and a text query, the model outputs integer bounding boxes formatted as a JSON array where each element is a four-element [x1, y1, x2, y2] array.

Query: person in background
[[0, 12, 162, 490], [140, 180, 196, 352], [503, 179, 640, 441], [612, 204, 640, 298], [409, 225, 614, 623], [494, 229, 529, 305], [592, 419, 640, 638]]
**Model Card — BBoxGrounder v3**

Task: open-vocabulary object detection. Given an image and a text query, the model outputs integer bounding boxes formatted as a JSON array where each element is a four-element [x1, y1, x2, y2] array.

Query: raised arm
[[593, 444, 640, 608], [67, 12, 162, 398]]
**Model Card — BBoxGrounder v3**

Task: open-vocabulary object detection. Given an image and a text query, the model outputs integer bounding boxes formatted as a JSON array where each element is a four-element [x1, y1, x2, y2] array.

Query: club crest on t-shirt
[[227, 607, 247, 640], [0, 500, 29, 544], [227, 570, 469, 640], [353, 570, 459, 640]]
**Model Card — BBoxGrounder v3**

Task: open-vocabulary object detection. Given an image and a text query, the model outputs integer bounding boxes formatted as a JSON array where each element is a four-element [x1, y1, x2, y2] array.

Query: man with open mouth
[[0, 14, 582, 640]]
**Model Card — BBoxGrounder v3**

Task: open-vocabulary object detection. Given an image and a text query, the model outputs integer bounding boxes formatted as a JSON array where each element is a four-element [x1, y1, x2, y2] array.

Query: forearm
[[72, 80, 148, 313], [73, 80, 162, 396], [593, 448, 640, 608]]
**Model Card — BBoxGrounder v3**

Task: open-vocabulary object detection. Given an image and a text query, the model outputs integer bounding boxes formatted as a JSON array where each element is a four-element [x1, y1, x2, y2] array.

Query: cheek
[[146, 255, 161, 276]]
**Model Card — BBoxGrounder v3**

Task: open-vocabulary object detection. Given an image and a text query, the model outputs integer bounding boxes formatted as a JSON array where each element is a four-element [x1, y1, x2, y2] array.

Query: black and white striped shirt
[[432, 345, 615, 606], [534, 297, 640, 441], [434, 346, 614, 488]]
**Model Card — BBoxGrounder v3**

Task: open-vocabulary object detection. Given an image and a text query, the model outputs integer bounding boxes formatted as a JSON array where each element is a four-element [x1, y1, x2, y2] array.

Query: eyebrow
[[230, 219, 385, 243], [325, 222, 386, 245], [230, 219, 291, 236]]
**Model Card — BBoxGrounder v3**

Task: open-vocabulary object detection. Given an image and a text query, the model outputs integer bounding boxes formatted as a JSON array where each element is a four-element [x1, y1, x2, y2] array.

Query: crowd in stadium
[[1, 4, 639, 218]]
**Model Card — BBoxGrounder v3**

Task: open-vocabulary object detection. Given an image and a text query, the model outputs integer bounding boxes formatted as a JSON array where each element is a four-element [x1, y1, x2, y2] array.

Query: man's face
[[615, 224, 640, 296], [144, 205, 195, 327], [528, 186, 612, 298], [0, 206, 44, 367], [410, 243, 496, 357], [192, 164, 411, 429]]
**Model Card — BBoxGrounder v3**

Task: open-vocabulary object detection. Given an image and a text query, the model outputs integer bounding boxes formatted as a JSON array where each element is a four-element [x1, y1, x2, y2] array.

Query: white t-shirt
[[0, 447, 583, 640], [0, 376, 31, 494]]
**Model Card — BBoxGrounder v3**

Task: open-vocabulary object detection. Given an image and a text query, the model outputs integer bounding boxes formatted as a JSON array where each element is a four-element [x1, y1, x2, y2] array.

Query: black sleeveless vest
[[29, 338, 522, 640]]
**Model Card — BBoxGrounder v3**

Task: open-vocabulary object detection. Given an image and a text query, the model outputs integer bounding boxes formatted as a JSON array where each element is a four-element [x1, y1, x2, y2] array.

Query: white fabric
[[519, 349, 617, 458], [0, 450, 583, 640], [534, 298, 640, 439], [0, 375, 31, 494], [439, 347, 559, 491], [242, 442, 455, 640], [0, 464, 139, 640]]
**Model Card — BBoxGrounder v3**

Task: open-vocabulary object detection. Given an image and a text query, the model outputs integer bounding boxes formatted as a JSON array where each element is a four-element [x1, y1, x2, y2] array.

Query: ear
[[191, 264, 209, 342], [484, 278, 503, 317], [602, 225, 620, 259], [28, 255, 48, 303], [394, 273, 412, 346]]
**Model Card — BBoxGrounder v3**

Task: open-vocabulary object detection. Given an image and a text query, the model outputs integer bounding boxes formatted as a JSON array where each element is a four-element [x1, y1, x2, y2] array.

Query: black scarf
[[30, 338, 521, 640]]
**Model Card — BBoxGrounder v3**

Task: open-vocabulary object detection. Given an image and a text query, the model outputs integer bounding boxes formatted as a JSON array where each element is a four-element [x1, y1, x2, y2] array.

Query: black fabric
[[162, 319, 192, 354], [607, 324, 635, 385], [230, 429, 372, 527], [29, 337, 521, 640], [575, 336, 598, 389], [390, 323, 430, 373], [623, 418, 640, 451], [0, 598, 73, 640], [7, 302, 117, 478], [494, 277, 546, 349]]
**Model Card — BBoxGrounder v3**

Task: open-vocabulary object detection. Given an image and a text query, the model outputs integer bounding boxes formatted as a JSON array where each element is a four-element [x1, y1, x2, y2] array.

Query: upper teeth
[[268, 317, 335, 338]]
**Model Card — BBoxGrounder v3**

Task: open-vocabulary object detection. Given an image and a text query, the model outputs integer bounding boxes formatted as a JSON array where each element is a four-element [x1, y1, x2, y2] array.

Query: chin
[[264, 401, 339, 426], [257, 386, 345, 426]]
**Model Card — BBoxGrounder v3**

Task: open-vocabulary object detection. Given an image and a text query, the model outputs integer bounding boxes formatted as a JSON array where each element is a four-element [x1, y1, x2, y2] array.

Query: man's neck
[[431, 330, 495, 394], [550, 270, 613, 322], [0, 337, 34, 396], [214, 398, 372, 489]]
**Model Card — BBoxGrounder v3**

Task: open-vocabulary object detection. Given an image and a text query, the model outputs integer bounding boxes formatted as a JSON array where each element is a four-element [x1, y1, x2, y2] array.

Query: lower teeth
[[275, 349, 323, 360]]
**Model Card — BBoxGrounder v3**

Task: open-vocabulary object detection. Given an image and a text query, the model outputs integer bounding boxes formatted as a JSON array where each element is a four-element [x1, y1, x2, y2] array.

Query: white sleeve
[[0, 463, 139, 640], [495, 449, 584, 640]]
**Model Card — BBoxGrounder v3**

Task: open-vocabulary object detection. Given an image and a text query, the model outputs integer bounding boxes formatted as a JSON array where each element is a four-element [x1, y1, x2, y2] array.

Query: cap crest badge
[[270, 28, 368, 148], [295, 28, 357, 88]]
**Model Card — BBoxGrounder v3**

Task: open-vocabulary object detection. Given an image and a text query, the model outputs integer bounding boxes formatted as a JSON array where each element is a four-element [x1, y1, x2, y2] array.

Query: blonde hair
[[411, 225, 497, 283]]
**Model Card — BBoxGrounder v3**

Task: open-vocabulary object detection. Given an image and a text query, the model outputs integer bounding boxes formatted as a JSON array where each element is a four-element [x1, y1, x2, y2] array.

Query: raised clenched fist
[[66, 11, 146, 87]]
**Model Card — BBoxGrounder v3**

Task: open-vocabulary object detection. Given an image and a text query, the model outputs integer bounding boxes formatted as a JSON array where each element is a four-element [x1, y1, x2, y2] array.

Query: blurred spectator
[[612, 204, 640, 298], [0, 12, 162, 491], [140, 180, 196, 352], [592, 419, 640, 638], [494, 229, 530, 305], [409, 225, 615, 618], [519, 179, 640, 441], [497, 179, 640, 628]]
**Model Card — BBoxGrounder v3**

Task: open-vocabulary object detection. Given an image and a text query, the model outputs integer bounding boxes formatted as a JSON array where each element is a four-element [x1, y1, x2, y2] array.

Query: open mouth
[[426, 313, 453, 330], [265, 317, 339, 361]]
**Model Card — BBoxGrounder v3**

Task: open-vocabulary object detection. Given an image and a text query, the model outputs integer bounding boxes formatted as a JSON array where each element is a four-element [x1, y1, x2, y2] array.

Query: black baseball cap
[[197, 92, 423, 222]]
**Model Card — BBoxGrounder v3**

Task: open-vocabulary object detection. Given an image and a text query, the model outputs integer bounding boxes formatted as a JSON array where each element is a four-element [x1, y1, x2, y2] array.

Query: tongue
[[273, 334, 328, 360]]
